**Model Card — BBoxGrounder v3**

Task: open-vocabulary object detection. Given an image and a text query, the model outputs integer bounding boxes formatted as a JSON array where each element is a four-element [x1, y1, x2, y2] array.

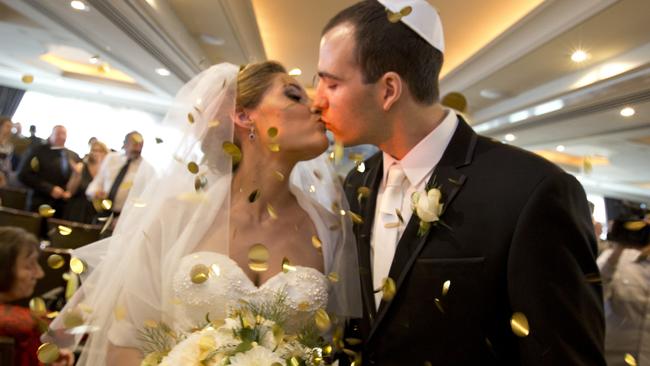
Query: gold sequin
[[37, 343, 59, 363], [38, 204, 55, 218], [190, 264, 210, 284], [510, 312, 530, 337], [314, 309, 331, 332], [47, 254, 65, 269], [69, 257, 85, 274], [187, 162, 199, 174], [29, 297, 46, 316]]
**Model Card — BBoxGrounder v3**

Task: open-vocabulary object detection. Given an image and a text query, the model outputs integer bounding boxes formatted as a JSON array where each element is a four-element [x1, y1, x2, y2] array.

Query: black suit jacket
[[17, 143, 80, 213], [344, 117, 605, 365]]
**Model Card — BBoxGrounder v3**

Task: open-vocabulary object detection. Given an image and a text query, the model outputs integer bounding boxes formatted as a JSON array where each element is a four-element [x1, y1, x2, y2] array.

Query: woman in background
[[0, 117, 15, 187], [63, 140, 109, 223]]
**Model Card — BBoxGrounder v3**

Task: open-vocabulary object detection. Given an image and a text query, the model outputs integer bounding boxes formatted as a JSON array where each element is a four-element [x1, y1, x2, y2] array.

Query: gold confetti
[[100, 199, 112, 211], [62, 308, 84, 329], [357, 186, 371, 203], [22, 74, 34, 84], [387, 5, 412, 23], [312, 235, 322, 249], [223, 141, 242, 164], [155, 137, 163, 144], [187, 162, 199, 174], [314, 309, 331, 332], [282, 257, 296, 273], [249, 262, 269, 272], [381, 277, 396, 302], [30, 157, 40, 172], [120, 181, 133, 191], [624, 221, 647, 231], [268, 143, 280, 152], [434, 298, 445, 313], [309, 185, 316, 193], [624, 353, 637, 366], [346, 338, 363, 346], [29, 297, 46, 316], [37, 343, 59, 363], [114, 306, 127, 321], [208, 120, 220, 128], [248, 243, 269, 272], [585, 273, 602, 284], [289, 357, 300, 366], [510, 312, 530, 337], [273, 170, 285, 181], [356, 162, 366, 173], [47, 254, 65, 269], [442, 280, 451, 296], [348, 153, 364, 162], [424, 362, 433, 366], [328, 272, 340, 283], [333, 141, 344, 164], [348, 211, 364, 224], [248, 189, 261, 203], [190, 264, 210, 284], [38, 204, 55, 218], [267, 127, 279, 138], [69, 257, 85, 274], [384, 222, 400, 229], [298, 302, 310, 311], [144, 319, 158, 328], [187, 112, 195, 124], [58, 225, 72, 236], [267, 203, 278, 219], [194, 175, 208, 191]]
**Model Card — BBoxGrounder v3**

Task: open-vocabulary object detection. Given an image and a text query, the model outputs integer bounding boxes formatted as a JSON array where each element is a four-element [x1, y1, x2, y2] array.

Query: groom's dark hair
[[322, 0, 443, 105]]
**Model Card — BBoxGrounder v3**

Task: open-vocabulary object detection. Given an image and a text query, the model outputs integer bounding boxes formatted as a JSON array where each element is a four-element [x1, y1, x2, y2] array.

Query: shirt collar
[[382, 109, 458, 187]]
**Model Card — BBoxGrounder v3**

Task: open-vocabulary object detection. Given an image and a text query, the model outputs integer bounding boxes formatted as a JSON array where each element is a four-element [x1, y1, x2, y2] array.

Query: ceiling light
[[556, 145, 565, 152], [70, 1, 88, 11], [155, 68, 170, 76], [571, 50, 588, 63], [620, 107, 635, 117], [504, 134, 516, 142], [288, 68, 302, 76], [533, 99, 564, 116], [89, 55, 99, 64], [199, 34, 225, 46], [479, 89, 503, 100], [508, 110, 530, 124]]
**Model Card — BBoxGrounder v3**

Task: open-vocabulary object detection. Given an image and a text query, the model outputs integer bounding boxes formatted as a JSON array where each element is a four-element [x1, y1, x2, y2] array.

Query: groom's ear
[[379, 72, 402, 111]]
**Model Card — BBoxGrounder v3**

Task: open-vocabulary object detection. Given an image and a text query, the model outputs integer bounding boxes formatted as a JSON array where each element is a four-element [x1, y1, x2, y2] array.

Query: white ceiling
[[0, 0, 648, 202]]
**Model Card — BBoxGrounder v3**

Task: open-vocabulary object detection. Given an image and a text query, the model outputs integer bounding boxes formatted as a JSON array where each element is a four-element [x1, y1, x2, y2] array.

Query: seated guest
[[63, 141, 109, 223], [17, 126, 80, 216], [0, 227, 73, 366], [0, 117, 14, 185], [86, 131, 152, 222]]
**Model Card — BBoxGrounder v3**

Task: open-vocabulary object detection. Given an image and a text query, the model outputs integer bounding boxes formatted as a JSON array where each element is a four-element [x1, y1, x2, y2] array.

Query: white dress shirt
[[86, 152, 150, 212], [371, 110, 458, 303]]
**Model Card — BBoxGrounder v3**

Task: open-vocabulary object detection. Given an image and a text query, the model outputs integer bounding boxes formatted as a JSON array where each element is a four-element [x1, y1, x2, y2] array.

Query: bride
[[46, 62, 361, 365]]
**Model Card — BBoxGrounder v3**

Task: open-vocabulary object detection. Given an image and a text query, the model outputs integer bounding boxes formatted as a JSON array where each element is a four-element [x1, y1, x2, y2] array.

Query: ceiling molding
[[218, 0, 266, 63]]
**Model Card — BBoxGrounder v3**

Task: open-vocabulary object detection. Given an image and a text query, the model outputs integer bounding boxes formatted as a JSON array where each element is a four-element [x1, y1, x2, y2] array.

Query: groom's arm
[[507, 172, 606, 365]]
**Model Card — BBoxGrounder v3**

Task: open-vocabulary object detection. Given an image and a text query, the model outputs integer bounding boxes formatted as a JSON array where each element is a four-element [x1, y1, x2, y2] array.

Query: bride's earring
[[248, 125, 256, 141]]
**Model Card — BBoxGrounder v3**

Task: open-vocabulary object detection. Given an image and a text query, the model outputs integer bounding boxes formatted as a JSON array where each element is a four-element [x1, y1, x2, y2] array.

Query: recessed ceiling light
[[70, 1, 88, 11], [155, 68, 170, 76], [504, 134, 516, 142], [556, 145, 565, 152], [620, 107, 635, 117], [199, 34, 225, 46], [288, 68, 302, 76], [571, 49, 589, 63], [479, 89, 503, 100]]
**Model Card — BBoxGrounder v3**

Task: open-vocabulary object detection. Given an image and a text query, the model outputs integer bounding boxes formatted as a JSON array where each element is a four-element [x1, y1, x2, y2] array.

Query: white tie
[[373, 164, 407, 308]]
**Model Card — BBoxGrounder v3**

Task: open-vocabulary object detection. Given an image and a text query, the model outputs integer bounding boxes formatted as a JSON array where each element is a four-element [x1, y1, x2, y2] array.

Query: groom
[[313, 1, 605, 365]]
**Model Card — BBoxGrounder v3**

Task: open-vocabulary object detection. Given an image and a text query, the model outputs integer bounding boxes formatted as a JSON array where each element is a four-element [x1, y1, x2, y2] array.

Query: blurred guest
[[598, 214, 650, 366], [86, 131, 151, 218], [17, 125, 80, 216], [63, 141, 109, 223], [0, 227, 73, 366], [10, 122, 30, 172], [0, 117, 14, 185]]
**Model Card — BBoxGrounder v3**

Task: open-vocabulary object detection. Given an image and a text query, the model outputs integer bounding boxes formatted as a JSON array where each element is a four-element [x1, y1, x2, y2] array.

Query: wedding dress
[[45, 63, 361, 365]]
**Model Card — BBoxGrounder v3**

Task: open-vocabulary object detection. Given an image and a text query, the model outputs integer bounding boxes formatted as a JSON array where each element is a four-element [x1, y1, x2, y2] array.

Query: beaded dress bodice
[[171, 252, 329, 331]]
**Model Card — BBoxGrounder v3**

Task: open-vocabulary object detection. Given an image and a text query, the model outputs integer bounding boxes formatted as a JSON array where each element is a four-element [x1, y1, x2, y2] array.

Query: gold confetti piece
[[223, 141, 242, 164], [273, 170, 285, 181], [190, 264, 210, 284], [248, 243, 269, 272], [585, 273, 602, 284], [313, 170, 323, 180], [187, 162, 199, 174], [38, 204, 55, 218], [384, 222, 400, 229], [114, 306, 127, 321], [340, 209, 347, 216], [100, 199, 112, 211], [345, 338, 363, 346], [298, 301, 310, 311], [624, 353, 637, 366], [248, 189, 261, 203], [381, 277, 396, 302], [387, 5, 412, 23], [624, 221, 647, 231], [323, 344, 333, 355], [29, 297, 46, 316], [267, 127, 279, 138], [342, 348, 357, 357], [314, 309, 331, 332], [312, 235, 322, 249], [187, 112, 195, 124], [309, 185, 316, 193], [30, 157, 40, 172], [208, 120, 220, 128], [268, 143, 280, 152], [144, 319, 158, 328], [194, 175, 208, 191], [356, 162, 366, 173], [282, 257, 296, 273], [267, 203, 278, 219], [62, 309, 84, 329], [58, 225, 72, 236], [396, 208, 404, 224], [133, 200, 147, 208], [348, 211, 364, 224], [357, 186, 371, 203], [249, 262, 269, 272], [442, 280, 451, 296], [155, 137, 163, 144], [37, 343, 59, 363], [510, 312, 530, 337], [120, 181, 133, 191], [434, 298, 445, 313], [333, 141, 344, 164], [348, 153, 364, 162], [47, 254, 65, 269], [328, 272, 340, 283], [70, 257, 85, 274], [22, 74, 34, 84], [289, 357, 300, 366], [424, 362, 433, 366]]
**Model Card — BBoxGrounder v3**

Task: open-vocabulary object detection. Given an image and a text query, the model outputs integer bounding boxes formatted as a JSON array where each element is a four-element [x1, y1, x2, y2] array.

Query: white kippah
[[376, 0, 445, 53]]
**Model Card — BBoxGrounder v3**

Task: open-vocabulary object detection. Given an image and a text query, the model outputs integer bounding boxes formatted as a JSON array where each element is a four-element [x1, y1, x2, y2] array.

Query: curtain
[[0, 85, 26, 118]]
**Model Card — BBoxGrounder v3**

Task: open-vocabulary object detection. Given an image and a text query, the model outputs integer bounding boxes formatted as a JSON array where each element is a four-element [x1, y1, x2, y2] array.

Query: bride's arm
[[106, 343, 143, 366]]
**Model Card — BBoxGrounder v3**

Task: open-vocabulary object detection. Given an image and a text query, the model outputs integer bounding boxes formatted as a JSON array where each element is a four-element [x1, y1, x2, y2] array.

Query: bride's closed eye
[[284, 84, 306, 103]]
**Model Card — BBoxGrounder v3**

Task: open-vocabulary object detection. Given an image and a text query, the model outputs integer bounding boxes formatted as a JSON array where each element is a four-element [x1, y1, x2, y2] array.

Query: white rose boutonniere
[[411, 185, 448, 237]]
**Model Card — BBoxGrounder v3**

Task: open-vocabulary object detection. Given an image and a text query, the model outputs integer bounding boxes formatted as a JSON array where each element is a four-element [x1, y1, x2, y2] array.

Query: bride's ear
[[379, 71, 402, 111], [233, 109, 253, 129]]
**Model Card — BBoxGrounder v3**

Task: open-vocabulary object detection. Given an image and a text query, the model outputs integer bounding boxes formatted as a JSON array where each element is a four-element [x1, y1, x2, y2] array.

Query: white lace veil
[[45, 63, 362, 364]]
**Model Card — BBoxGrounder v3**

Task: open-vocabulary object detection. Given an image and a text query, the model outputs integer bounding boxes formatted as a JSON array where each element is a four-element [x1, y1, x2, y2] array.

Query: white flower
[[412, 188, 443, 223], [228, 345, 284, 366], [159, 327, 228, 366]]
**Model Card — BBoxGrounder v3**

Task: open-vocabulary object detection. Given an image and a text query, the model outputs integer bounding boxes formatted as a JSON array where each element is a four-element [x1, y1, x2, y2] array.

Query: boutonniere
[[411, 182, 450, 237]]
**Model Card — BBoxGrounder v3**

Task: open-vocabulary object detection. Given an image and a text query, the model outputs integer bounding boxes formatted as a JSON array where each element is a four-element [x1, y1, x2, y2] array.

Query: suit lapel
[[367, 117, 478, 343]]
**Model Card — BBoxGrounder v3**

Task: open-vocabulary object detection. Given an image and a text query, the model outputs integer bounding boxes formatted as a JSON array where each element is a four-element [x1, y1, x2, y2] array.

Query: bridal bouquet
[[139, 294, 337, 366]]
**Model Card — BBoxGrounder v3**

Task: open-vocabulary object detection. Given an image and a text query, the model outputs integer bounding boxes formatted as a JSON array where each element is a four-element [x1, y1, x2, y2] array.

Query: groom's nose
[[311, 87, 328, 112]]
